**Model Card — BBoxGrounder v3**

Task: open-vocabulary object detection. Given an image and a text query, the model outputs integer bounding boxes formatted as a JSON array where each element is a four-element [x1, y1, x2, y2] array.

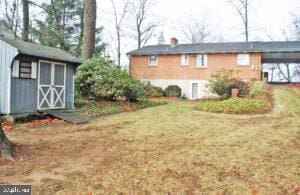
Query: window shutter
[[12, 60, 19, 77], [31, 62, 37, 79], [204, 54, 208, 67]]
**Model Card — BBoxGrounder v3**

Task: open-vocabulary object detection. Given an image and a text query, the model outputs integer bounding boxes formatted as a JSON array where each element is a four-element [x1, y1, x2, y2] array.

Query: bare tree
[[182, 15, 217, 43], [129, 0, 157, 49], [3, 0, 21, 38], [21, 0, 29, 41], [110, 0, 128, 66], [276, 63, 291, 82], [263, 64, 277, 82], [82, 0, 97, 59], [268, 63, 300, 83], [293, 64, 300, 81], [229, 0, 249, 42], [292, 13, 300, 41]]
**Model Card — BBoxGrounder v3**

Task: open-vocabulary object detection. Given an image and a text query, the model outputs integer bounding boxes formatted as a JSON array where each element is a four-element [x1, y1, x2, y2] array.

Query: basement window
[[148, 55, 157, 66], [19, 61, 32, 78]]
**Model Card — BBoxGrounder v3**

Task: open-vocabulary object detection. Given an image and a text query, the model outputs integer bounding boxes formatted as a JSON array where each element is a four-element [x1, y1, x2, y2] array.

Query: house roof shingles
[[0, 36, 82, 63], [127, 41, 300, 55]]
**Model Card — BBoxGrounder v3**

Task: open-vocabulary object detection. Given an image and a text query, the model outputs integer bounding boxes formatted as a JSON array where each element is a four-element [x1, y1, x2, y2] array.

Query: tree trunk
[[271, 69, 274, 82], [22, 0, 29, 41], [0, 122, 14, 160], [82, 0, 97, 59], [285, 63, 291, 82], [117, 31, 121, 66]]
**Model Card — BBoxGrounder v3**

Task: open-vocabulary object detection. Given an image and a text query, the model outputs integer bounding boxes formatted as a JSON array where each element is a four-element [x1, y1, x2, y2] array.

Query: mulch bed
[[1, 116, 64, 131]]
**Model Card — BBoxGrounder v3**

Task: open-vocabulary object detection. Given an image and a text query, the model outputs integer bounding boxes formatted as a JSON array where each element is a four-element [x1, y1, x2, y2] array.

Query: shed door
[[38, 61, 66, 110], [191, 83, 199, 99], [53, 64, 66, 109]]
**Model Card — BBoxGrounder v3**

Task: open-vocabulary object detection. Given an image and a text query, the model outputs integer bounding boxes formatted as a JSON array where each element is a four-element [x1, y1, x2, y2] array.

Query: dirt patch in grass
[[1, 86, 299, 194]]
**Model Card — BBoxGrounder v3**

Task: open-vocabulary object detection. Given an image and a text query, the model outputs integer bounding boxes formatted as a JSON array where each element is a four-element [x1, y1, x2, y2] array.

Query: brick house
[[127, 38, 300, 99]]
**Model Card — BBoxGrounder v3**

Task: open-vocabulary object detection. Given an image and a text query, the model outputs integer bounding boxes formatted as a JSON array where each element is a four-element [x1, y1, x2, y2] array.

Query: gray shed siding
[[10, 55, 76, 114], [0, 40, 18, 114]]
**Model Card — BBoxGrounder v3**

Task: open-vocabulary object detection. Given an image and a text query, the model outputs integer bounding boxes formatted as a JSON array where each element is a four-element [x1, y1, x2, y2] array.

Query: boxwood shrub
[[165, 85, 181, 97]]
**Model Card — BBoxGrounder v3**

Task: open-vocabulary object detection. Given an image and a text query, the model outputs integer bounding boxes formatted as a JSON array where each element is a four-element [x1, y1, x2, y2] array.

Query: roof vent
[[170, 37, 178, 47]]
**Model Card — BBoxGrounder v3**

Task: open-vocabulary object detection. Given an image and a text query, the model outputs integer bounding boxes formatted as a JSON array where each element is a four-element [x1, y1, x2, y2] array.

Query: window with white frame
[[196, 54, 207, 68], [148, 55, 157, 66], [237, 53, 250, 66], [12, 60, 37, 79], [181, 54, 189, 66], [19, 61, 32, 78]]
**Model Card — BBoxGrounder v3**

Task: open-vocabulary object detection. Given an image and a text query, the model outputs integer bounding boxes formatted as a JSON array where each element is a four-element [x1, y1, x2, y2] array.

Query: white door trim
[[38, 60, 66, 110], [191, 81, 200, 100]]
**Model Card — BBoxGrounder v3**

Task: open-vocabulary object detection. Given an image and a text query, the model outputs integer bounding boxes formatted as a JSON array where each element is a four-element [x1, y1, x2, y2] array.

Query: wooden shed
[[0, 36, 81, 115]]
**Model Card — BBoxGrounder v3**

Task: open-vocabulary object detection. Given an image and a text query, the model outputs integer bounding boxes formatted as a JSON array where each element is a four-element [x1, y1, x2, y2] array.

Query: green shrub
[[165, 85, 181, 97], [206, 69, 242, 99], [75, 56, 146, 102], [92, 67, 146, 102], [249, 81, 266, 97], [74, 97, 89, 108], [143, 83, 165, 97], [197, 97, 270, 114], [75, 56, 111, 98]]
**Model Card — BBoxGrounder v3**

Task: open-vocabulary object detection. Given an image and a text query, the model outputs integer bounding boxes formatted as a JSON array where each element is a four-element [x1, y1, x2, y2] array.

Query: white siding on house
[[141, 79, 211, 99], [0, 40, 18, 114]]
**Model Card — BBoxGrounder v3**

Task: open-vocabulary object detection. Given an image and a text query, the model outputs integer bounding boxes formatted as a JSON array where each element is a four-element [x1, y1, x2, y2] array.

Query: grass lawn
[[1, 86, 299, 194]]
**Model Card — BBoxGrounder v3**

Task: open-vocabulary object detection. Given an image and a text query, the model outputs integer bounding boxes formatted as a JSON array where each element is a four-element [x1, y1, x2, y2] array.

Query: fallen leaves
[[2, 121, 15, 131], [1, 116, 64, 131], [294, 184, 300, 195], [26, 117, 64, 127]]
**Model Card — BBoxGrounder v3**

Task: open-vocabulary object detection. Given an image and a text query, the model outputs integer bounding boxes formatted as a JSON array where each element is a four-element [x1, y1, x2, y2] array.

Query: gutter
[[128, 50, 300, 56]]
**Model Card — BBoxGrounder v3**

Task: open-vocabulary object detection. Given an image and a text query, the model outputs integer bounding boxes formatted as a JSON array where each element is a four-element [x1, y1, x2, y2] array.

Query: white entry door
[[38, 61, 66, 110], [191, 83, 199, 99]]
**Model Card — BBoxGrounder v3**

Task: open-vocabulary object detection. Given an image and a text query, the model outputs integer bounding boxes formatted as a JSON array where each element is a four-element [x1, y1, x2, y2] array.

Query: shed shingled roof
[[0, 36, 82, 63], [127, 41, 300, 55]]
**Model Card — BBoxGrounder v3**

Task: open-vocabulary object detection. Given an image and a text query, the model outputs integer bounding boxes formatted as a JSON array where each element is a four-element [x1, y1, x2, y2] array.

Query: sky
[[0, 0, 299, 66], [97, 0, 300, 65]]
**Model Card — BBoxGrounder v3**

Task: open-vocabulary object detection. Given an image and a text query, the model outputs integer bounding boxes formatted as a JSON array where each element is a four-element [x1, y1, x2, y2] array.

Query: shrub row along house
[[0, 21, 81, 116], [128, 38, 300, 99]]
